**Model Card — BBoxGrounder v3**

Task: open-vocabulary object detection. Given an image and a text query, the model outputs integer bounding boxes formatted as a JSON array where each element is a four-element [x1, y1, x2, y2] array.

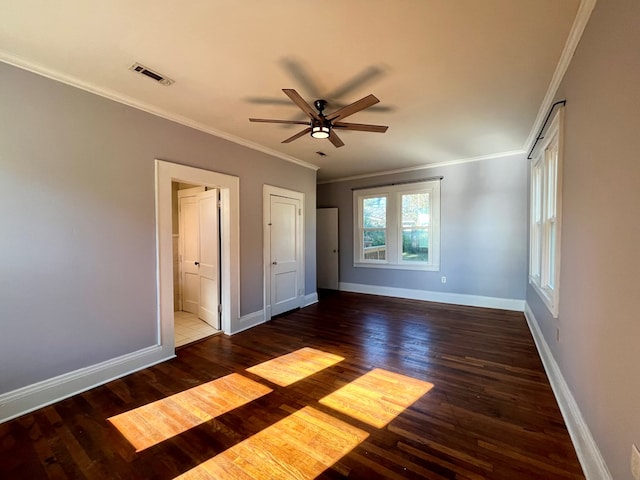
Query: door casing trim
[[156, 160, 239, 341]]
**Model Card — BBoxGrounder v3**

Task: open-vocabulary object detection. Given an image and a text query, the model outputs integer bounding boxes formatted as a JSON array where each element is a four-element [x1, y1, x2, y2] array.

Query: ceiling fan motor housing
[[314, 99, 328, 114]]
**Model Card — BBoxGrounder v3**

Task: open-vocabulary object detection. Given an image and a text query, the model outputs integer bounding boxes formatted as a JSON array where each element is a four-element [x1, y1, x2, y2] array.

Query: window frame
[[529, 108, 564, 317], [353, 180, 441, 271]]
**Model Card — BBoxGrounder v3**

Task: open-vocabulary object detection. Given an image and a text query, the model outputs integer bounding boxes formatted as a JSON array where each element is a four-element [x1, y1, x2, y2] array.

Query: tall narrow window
[[401, 192, 430, 263], [530, 108, 563, 316], [354, 180, 440, 271]]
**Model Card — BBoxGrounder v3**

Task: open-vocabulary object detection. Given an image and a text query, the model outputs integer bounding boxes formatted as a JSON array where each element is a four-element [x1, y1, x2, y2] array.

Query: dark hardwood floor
[[0, 292, 585, 479]]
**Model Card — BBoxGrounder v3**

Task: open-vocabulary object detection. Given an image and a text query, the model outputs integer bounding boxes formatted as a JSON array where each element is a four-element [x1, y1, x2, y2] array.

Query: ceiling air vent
[[129, 63, 174, 86]]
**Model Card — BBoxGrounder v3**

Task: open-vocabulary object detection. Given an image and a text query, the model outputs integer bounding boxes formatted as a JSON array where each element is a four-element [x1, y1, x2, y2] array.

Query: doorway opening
[[156, 160, 240, 352], [173, 183, 220, 347]]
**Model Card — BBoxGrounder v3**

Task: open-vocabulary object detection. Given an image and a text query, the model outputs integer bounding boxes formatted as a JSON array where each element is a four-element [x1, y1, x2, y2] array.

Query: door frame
[[263, 185, 305, 321], [156, 160, 239, 345]]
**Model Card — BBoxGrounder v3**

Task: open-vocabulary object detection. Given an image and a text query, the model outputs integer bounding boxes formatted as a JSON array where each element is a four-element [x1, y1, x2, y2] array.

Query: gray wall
[[0, 62, 316, 394], [317, 153, 528, 301], [526, 0, 640, 478]]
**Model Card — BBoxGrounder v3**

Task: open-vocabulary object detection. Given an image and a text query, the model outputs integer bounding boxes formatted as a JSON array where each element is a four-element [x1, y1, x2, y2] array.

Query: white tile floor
[[174, 311, 220, 347]]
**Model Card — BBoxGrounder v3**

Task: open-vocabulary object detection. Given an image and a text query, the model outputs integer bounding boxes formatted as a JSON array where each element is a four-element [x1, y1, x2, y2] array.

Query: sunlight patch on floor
[[108, 373, 272, 452], [319, 368, 434, 428], [246, 347, 344, 387], [174, 406, 368, 480]]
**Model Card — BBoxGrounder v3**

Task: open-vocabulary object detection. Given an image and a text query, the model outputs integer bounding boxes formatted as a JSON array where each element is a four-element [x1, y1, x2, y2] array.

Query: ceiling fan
[[249, 89, 388, 148]]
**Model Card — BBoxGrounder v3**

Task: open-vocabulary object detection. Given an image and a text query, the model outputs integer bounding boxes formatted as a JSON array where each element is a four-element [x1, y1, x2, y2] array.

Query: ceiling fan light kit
[[311, 125, 330, 139], [249, 89, 388, 148]]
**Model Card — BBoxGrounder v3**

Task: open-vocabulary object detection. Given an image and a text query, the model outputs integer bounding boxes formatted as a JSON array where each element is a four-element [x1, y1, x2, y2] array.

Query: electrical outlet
[[441, 276, 447, 284], [631, 444, 640, 480]]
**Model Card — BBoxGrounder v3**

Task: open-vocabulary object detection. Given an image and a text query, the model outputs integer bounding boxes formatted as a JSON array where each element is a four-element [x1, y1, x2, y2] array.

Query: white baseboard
[[523, 303, 611, 480], [304, 292, 319, 307], [231, 310, 265, 335], [339, 282, 525, 311], [0, 345, 174, 424]]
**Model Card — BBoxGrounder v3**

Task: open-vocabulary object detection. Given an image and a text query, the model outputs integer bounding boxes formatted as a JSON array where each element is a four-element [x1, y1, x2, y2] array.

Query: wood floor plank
[[0, 292, 584, 479]]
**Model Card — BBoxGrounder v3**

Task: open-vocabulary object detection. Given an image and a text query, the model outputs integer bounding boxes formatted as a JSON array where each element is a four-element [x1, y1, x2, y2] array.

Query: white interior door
[[317, 208, 339, 290], [197, 189, 219, 328], [180, 194, 200, 314], [179, 187, 220, 329], [269, 194, 302, 316]]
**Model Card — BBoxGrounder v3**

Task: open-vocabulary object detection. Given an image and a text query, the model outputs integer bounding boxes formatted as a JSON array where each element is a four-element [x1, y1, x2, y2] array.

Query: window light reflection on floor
[[108, 373, 272, 452], [319, 368, 434, 428], [246, 347, 344, 386], [108, 348, 433, 478], [174, 406, 368, 480]]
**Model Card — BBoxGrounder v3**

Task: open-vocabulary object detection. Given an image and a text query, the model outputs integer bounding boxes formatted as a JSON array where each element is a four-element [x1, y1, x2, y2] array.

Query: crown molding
[[0, 51, 319, 172], [523, 0, 598, 151], [317, 149, 525, 185]]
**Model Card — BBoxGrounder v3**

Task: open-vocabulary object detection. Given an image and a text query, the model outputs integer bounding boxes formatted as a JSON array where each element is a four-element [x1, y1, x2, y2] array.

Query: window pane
[[402, 193, 429, 227], [402, 228, 428, 262], [363, 197, 386, 228], [546, 149, 557, 218], [533, 165, 542, 222], [363, 229, 386, 260], [548, 222, 556, 289]]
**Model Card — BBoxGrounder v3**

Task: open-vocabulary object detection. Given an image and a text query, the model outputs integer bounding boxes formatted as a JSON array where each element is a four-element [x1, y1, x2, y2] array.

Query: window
[[530, 108, 563, 317], [354, 180, 441, 270]]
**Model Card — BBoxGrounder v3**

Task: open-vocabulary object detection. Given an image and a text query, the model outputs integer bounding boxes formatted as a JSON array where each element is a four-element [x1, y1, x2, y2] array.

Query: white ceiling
[[0, 1, 581, 181]]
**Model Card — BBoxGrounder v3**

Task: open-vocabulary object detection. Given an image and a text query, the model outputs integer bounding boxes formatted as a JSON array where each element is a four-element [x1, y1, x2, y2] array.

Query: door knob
[[195, 261, 200, 266], [272, 261, 278, 265]]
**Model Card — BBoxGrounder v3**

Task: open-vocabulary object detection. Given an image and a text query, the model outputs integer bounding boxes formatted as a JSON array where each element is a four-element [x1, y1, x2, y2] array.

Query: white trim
[[523, 0, 597, 150], [228, 294, 317, 336], [232, 310, 265, 335], [0, 52, 319, 173], [523, 303, 611, 480], [263, 185, 306, 321], [339, 282, 524, 311], [318, 150, 525, 185], [0, 346, 173, 424], [156, 160, 240, 337], [304, 292, 319, 307]]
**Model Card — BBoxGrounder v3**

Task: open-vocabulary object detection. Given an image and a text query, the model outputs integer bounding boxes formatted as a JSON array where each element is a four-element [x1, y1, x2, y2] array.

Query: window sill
[[529, 277, 559, 318]]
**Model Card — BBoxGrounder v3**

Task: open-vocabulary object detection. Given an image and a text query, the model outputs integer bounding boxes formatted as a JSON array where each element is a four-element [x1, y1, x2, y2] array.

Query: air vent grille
[[129, 63, 174, 86]]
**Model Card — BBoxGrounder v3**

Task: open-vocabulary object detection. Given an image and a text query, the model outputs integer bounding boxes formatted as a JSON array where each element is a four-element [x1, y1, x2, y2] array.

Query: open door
[[179, 187, 220, 329], [197, 189, 219, 328]]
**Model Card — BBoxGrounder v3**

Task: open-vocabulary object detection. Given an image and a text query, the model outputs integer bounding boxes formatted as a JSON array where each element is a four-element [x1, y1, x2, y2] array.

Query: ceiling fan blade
[[328, 130, 345, 148], [282, 127, 312, 143], [326, 94, 380, 122], [283, 89, 320, 121], [327, 102, 394, 113], [333, 122, 388, 133], [249, 118, 310, 125]]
